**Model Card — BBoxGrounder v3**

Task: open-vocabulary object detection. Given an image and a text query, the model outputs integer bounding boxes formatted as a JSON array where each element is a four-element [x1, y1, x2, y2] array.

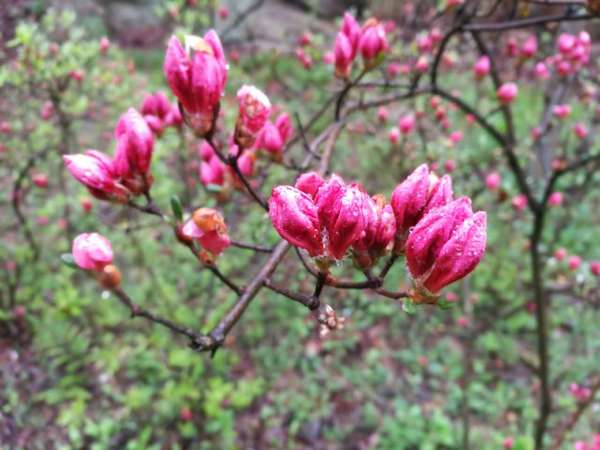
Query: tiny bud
[[98, 264, 121, 288]]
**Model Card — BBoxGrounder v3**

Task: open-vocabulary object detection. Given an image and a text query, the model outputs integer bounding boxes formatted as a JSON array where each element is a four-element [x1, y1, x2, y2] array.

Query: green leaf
[[205, 184, 223, 193], [61, 253, 78, 269], [170, 195, 183, 222]]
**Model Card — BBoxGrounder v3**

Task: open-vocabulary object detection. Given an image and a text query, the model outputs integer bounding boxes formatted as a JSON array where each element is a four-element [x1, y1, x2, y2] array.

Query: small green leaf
[[402, 299, 416, 314], [61, 253, 78, 269], [170, 195, 183, 221], [437, 300, 455, 310], [205, 184, 223, 193]]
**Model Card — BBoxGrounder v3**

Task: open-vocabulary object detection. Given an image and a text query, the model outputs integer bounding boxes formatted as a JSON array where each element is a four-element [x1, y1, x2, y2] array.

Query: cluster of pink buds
[[198, 141, 256, 194], [270, 165, 487, 297], [140, 91, 182, 135], [234, 85, 272, 148], [163, 31, 228, 136], [473, 55, 490, 80], [333, 13, 388, 78], [254, 112, 293, 161], [549, 32, 591, 76], [72, 232, 121, 288], [569, 382, 592, 402], [573, 436, 600, 450], [269, 172, 396, 266], [64, 108, 154, 202], [178, 208, 231, 264]]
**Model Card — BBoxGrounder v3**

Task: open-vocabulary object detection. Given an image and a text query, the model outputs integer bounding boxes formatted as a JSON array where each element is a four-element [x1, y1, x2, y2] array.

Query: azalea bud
[[486, 172, 501, 191], [163, 32, 227, 136], [72, 232, 114, 271], [255, 122, 284, 159], [497, 83, 518, 104], [235, 85, 271, 148], [388, 127, 400, 144], [182, 208, 230, 256], [552, 104, 571, 119], [99, 264, 122, 288], [414, 56, 429, 73], [295, 171, 324, 199], [444, 159, 456, 173], [218, 5, 229, 19], [568, 255, 581, 271], [81, 197, 93, 213], [358, 20, 388, 66], [316, 178, 367, 260], [341, 12, 361, 53], [391, 165, 453, 243], [590, 260, 600, 276], [557, 33, 576, 54], [165, 102, 183, 128], [398, 114, 415, 135], [141, 91, 171, 120], [334, 31, 355, 78], [100, 36, 110, 54], [63, 151, 130, 203], [199, 156, 225, 187], [449, 130, 463, 145], [405, 198, 487, 295], [144, 114, 164, 136], [377, 106, 389, 123], [323, 51, 335, 64], [554, 247, 567, 261], [520, 35, 538, 59], [416, 34, 433, 53], [473, 55, 490, 80], [574, 123, 588, 139], [114, 108, 155, 193], [353, 194, 396, 265], [295, 48, 313, 69], [268, 186, 323, 256], [548, 191, 563, 206], [512, 194, 528, 212], [33, 173, 48, 188], [198, 141, 215, 161], [534, 62, 550, 80], [503, 437, 514, 449], [40, 101, 54, 120]]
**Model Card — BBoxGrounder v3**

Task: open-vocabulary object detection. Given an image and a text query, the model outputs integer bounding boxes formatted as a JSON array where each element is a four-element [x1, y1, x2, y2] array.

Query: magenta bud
[[268, 186, 323, 256], [199, 156, 225, 187], [334, 31, 355, 78], [295, 171, 325, 199], [353, 194, 396, 262], [473, 55, 490, 79], [406, 199, 486, 294], [72, 232, 114, 271], [235, 85, 271, 147], [358, 21, 388, 64], [497, 83, 518, 104], [316, 178, 367, 260]]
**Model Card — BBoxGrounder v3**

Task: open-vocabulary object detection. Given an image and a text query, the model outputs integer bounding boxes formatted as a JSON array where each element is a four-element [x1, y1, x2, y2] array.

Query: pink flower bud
[[414, 56, 429, 73], [33, 173, 48, 188], [568, 255, 582, 271], [416, 34, 433, 53], [295, 48, 313, 69], [163, 32, 227, 135], [237, 150, 255, 177], [552, 104, 571, 119], [486, 172, 501, 191], [512, 194, 528, 212], [399, 114, 415, 135], [236, 85, 271, 146], [503, 437, 514, 449], [353, 194, 396, 261], [521, 35, 538, 58], [574, 441, 588, 450], [449, 130, 463, 145], [269, 186, 323, 256], [557, 33, 576, 54], [165, 102, 183, 127], [316, 179, 367, 260], [531, 126, 542, 141], [358, 20, 388, 63], [198, 141, 215, 161], [256, 122, 284, 156], [100, 37, 110, 54], [199, 156, 225, 187], [141, 91, 171, 120], [295, 171, 324, 199], [590, 260, 600, 277], [144, 114, 164, 136], [386, 62, 402, 78], [377, 106, 389, 123], [444, 159, 456, 173], [334, 31, 355, 78], [473, 55, 490, 80], [323, 51, 335, 65], [341, 12, 361, 53], [534, 62, 550, 80], [406, 198, 486, 294], [548, 191, 563, 206], [298, 32, 312, 47], [81, 198, 93, 213], [218, 6, 229, 19], [574, 122, 588, 140], [63, 151, 130, 202], [182, 216, 230, 256], [275, 113, 293, 142], [497, 83, 518, 104], [391, 165, 453, 241], [40, 101, 54, 120], [554, 247, 567, 261], [72, 232, 114, 271], [388, 127, 400, 144], [114, 108, 154, 181]]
